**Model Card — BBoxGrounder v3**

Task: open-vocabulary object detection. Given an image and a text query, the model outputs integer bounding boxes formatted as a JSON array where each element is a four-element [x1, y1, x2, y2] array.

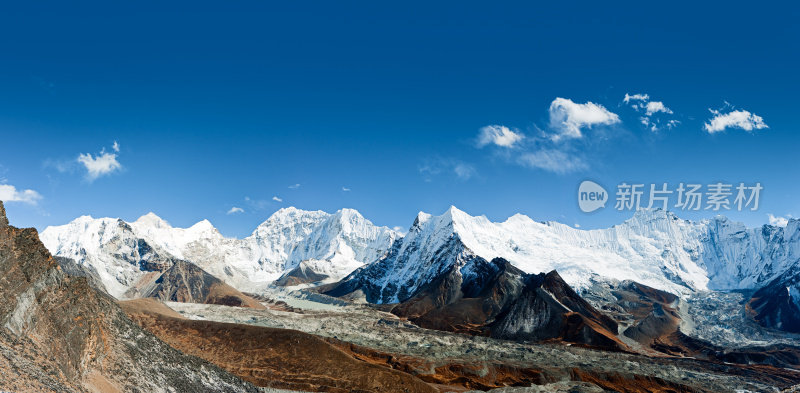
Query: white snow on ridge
[[422, 207, 800, 295], [447, 207, 709, 294], [41, 207, 402, 297], [40, 205, 800, 301], [359, 206, 800, 303]]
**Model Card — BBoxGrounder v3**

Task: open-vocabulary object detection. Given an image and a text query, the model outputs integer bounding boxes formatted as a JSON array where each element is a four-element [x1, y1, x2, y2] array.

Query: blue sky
[[1, 2, 798, 236]]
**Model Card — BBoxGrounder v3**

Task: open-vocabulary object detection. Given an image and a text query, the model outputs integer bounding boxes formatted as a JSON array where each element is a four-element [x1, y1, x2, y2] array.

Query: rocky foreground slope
[[0, 202, 260, 392]]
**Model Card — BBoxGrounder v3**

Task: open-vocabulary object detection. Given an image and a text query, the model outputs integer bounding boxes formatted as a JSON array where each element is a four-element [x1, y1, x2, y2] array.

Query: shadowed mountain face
[[130, 259, 266, 310], [0, 201, 259, 392], [391, 257, 626, 351], [274, 260, 330, 287], [748, 266, 800, 333]]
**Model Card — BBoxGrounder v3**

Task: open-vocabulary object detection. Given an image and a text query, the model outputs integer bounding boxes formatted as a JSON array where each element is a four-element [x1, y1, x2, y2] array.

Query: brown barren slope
[[121, 299, 438, 393], [134, 259, 267, 310], [0, 201, 257, 392]]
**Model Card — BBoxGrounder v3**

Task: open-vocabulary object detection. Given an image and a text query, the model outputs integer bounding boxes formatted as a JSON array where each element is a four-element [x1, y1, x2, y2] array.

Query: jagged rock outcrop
[[0, 201, 260, 392], [274, 260, 330, 286], [132, 259, 266, 309], [748, 266, 800, 333], [391, 257, 626, 350]]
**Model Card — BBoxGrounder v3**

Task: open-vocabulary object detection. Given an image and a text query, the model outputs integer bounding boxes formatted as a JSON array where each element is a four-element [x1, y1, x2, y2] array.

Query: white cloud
[[342, 187, 351, 192], [0, 184, 42, 205], [574, 223, 581, 228], [623, 93, 676, 132], [227, 206, 244, 215], [704, 109, 768, 133], [77, 143, 122, 181], [768, 214, 791, 227], [548, 97, 620, 140], [517, 149, 587, 174], [453, 163, 476, 180], [645, 101, 672, 116], [288, 183, 301, 189], [112, 141, 120, 152], [623, 93, 649, 103], [477, 125, 523, 148], [272, 196, 283, 202]]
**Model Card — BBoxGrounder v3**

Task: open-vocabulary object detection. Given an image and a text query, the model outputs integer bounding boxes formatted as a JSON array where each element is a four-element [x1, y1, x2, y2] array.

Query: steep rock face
[[274, 260, 330, 286], [489, 270, 623, 350], [390, 257, 625, 350], [0, 201, 259, 392], [748, 265, 800, 333]]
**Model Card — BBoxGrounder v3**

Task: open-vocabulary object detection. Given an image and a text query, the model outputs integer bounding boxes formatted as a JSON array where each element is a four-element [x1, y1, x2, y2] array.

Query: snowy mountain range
[[40, 205, 800, 323], [40, 207, 402, 297], [330, 207, 800, 304]]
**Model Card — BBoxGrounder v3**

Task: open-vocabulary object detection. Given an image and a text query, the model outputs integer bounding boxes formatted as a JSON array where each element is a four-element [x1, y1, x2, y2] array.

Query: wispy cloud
[[0, 183, 42, 205], [548, 97, 620, 140], [272, 196, 283, 202], [244, 196, 272, 211], [623, 93, 649, 104], [704, 107, 768, 133], [453, 163, 477, 180], [112, 140, 120, 152], [341, 187, 351, 192], [476, 125, 523, 148], [227, 206, 244, 215], [288, 183, 301, 189], [517, 149, 587, 174], [76, 143, 123, 181], [418, 157, 477, 182]]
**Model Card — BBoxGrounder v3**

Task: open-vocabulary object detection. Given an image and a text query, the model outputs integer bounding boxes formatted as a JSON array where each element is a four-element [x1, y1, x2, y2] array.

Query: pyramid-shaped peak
[[188, 219, 217, 232], [135, 212, 171, 228]]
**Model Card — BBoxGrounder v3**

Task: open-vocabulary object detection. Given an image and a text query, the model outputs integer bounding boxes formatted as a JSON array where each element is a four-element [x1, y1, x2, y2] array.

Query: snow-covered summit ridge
[[42, 207, 402, 296], [340, 206, 800, 303], [41, 205, 800, 302]]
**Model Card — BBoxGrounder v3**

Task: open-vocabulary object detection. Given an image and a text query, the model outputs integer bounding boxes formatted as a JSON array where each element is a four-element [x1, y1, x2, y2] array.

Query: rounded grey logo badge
[[578, 180, 608, 213]]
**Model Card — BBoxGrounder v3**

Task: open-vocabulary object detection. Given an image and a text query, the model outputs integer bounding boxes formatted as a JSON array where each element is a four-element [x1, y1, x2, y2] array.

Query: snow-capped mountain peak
[[135, 212, 170, 228], [42, 207, 401, 296], [333, 206, 800, 304]]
